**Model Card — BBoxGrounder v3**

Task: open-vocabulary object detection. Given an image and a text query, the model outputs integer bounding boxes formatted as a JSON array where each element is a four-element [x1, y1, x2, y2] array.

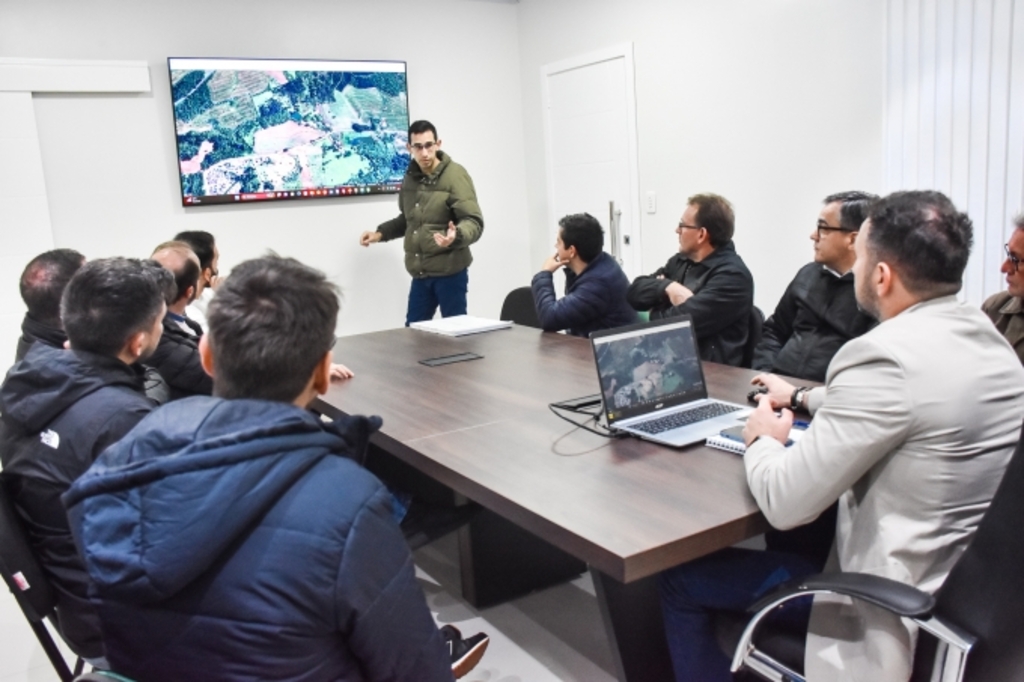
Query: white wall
[[516, 0, 887, 314], [0, 0, 531, 348]]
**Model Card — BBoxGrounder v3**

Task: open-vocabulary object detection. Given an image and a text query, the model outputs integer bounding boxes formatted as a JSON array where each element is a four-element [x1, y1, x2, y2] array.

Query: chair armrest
[[750, 571, 935, 619]]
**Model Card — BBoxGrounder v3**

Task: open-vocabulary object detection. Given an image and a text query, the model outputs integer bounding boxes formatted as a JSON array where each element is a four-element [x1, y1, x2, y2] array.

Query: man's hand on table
[[742, 394, 793, 447], [750, 373, 798, 410], [330, 363, 354, 381]]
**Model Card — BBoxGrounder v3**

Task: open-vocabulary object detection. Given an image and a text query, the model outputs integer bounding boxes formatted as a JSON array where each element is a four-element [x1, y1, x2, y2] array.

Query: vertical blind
[[885, 0, 1024, 305]]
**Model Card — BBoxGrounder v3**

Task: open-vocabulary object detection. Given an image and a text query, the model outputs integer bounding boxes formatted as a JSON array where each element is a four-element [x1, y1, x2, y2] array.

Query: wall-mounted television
[[168, 58, 409, 206]]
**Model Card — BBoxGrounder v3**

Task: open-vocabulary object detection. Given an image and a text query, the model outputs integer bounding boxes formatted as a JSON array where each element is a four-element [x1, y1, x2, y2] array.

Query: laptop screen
[[591, 317, 708, 425]]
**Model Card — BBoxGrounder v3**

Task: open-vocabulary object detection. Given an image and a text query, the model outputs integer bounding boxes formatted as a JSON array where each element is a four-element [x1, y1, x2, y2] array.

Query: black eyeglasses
[[677, 222, 702, 231], [1006, 244, 1021, 273], [815, 223, 850, 239], [410, 141, 437, 152]]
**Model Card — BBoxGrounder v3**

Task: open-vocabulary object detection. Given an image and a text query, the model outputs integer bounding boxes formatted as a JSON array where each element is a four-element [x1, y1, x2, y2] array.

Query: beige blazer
[[745, 295, 1024, 682]]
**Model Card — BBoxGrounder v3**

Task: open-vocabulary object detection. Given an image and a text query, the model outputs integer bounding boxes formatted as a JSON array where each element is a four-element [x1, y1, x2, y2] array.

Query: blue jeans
[[405, 269, 469, 326], [659, 547, 820, 682]]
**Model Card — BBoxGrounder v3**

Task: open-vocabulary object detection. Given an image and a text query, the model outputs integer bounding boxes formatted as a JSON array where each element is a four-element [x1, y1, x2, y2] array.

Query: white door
[[542, 44, 643, 279]]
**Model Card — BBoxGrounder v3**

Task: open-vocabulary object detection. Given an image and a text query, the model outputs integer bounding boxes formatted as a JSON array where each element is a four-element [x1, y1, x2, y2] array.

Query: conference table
[[315, 325, 775, 682]]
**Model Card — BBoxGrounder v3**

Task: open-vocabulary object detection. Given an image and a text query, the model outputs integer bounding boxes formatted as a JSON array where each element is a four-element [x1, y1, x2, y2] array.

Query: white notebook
[[409, 315, 513, 337], [705, 424, 807, 455]]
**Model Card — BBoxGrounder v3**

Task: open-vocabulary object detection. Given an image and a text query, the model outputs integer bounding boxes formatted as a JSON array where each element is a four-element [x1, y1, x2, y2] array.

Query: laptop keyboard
[[631, 402, 741, 434]]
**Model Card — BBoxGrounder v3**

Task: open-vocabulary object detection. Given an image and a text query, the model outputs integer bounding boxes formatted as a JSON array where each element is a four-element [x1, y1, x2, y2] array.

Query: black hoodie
[[0, 343, 153, 658]]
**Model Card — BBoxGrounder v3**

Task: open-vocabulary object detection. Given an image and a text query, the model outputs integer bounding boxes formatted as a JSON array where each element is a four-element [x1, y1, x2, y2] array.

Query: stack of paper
[[409, 315, 513, 337]]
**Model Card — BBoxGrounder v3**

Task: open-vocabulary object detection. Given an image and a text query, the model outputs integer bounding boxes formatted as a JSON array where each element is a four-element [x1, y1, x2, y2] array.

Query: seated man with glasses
[[750, 191, 878, 568], [753, 191, 877, 383], [626, 193, 753, 366], [982, 212, 1024, 364], [359, 119, 484, 326]]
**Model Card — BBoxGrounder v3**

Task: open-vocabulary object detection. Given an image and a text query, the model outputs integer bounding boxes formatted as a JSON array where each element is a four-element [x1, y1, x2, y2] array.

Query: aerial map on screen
[[168, 58, 409, 206]]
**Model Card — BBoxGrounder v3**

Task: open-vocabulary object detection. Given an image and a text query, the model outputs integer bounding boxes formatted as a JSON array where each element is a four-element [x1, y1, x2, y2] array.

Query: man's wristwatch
[[790, 387, 810, 411]]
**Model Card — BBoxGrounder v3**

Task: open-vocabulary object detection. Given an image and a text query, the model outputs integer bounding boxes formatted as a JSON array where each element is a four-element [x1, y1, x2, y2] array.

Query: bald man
[[148, 241, 212, 399]]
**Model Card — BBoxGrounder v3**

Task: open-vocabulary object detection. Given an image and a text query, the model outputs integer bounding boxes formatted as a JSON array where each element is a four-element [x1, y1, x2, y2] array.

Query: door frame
[[541, 42, 644, 278]]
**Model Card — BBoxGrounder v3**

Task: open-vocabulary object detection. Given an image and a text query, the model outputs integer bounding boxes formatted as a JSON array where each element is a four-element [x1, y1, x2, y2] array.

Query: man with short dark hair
[[174, 230, 220, 329], [626, 193, 754, 365], [359, 120, 484, 325], [753, 192, 877, 384], [530, 213, 637, 337], [0, 258, 169, 664], [659, 191, 1024, 682], [64, 256, 471, 682], [15, 248, 85, 361], [148, 241, 212, 399], [982, 212, 1024, 364]]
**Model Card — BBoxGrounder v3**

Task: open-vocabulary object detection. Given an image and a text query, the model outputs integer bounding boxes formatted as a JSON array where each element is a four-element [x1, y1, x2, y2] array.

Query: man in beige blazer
[[659, 190, 1024, 682]]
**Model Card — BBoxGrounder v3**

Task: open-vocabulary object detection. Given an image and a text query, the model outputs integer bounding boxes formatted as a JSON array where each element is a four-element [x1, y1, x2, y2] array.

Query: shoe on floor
[[440, 624, 490, 679]]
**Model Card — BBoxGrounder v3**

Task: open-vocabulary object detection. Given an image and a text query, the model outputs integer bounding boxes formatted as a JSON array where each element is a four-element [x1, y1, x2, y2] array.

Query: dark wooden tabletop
[[318, 325, 774, 583]]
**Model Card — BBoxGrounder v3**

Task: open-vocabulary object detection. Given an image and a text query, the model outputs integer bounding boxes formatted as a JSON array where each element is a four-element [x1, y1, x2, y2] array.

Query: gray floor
[[0, 532, 618, 682]]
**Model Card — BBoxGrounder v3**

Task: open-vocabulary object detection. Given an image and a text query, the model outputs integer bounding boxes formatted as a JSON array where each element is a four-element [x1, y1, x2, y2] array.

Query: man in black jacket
[[626, 193, 753, 366], [531, 213, 637, 337], [751, 191, 877, 567], [149, 241, 213, 400], [0, 258, 169, 663], [14, 248, 85, 361], [752, 191, 878, 383]]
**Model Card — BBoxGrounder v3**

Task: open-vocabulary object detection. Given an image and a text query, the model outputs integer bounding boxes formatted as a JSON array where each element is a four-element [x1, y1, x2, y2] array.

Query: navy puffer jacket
[[64, 397, 453, 682]]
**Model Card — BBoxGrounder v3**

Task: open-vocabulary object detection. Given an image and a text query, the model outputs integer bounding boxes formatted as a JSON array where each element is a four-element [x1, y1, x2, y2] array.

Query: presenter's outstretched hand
[[434, 222, 457, 248], [742, 394, 793, 447], [359, 231, 382, 247], [329, 363, 354, 381], [749, 373, 797, 410]]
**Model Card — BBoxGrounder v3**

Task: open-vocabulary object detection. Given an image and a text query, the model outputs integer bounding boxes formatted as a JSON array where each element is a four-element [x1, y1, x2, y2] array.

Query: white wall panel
[[885, 0, 1024, 305]]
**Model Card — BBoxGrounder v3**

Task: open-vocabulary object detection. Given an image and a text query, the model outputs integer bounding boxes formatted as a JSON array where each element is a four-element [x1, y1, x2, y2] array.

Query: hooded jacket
[[531, 252, 638, 337], [0, 344, 154, 658], [377, 151, 484, 279], [626, 241, 754, 366], [147, 315, 212, 400], [63, 397, 453, 682]]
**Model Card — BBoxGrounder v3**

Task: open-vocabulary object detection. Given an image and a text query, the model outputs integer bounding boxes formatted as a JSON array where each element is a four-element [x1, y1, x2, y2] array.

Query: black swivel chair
[[499, 286, 542, 329], [731, 422, 1024, 682], [0, 482, 84, 681], [741, 306, 764, 369]]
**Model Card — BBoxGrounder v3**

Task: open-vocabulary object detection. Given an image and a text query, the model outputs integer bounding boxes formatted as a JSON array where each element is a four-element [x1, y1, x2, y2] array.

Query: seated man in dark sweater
[[531, 212, 637, 336], [0, 258, 170, 664], [65, 256, 481, 681], [14, 248, 85, 361], [751, 190, 877, 566], [626, 193, 754, 366]]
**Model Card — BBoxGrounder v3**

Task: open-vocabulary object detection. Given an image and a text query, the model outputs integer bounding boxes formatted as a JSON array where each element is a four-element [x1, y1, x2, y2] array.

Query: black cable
[[547, 399, 624, 439]]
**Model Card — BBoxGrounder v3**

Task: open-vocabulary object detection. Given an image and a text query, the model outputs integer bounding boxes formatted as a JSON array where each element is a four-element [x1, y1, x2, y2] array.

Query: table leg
[[458, 509, 587, 608], [591, 566, 675, 682]]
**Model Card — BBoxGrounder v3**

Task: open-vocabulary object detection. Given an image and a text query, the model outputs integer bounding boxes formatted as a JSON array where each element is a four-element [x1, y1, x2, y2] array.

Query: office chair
[[741, 306, 764, 368], [73, 673, 135, 682], [0, 482, 84, 682], [499, 286, 541, 328], [731, 423, 1024, 682]]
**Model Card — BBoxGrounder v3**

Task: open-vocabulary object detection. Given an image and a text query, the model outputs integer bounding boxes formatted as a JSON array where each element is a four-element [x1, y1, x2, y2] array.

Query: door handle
[[609, 201, 623, 264]]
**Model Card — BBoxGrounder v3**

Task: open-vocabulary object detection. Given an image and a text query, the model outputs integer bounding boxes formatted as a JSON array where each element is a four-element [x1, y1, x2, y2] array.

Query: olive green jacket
[[982, 290, 1024, 365], [376, 151, 484, 278]]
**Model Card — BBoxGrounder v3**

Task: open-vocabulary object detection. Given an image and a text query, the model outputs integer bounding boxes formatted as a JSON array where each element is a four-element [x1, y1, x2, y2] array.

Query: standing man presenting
[[360, 120, 484, 325]]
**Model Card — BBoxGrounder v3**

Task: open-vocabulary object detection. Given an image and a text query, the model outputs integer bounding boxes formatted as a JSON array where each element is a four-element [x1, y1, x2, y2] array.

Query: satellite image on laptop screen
[[594, 323, 704, 411], [169, 58, 409, 206]]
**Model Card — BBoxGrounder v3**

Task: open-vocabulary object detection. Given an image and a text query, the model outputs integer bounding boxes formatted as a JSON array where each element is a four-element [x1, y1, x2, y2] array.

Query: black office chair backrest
[[0, 479, 81, 680], [741, 306, 764, 369], [499, 286, 541, 329], [0, 481, 58, 623], [921, 422, 1024, 682]]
